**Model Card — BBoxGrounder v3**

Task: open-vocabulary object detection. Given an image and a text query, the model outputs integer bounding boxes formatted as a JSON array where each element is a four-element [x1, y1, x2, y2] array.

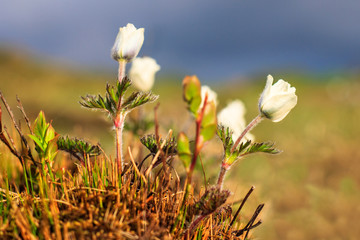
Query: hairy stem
[[118, 61, 126, 83], [217, 115, 263, 188], [115, 60, 127, 174], [216, 164, 229, 189], [231, 114, 263, 153], [115, 114, 125, 174]]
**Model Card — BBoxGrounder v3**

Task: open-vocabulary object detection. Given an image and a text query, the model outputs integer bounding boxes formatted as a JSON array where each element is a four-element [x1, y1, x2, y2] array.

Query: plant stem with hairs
[[118, 60, 126, 83], [115, 61, 127, 173], [217, 115, 263, 189], [231, 114, 263, 153]]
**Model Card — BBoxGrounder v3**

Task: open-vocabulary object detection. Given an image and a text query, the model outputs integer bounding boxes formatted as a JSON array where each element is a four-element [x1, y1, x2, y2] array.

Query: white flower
[[129, 57, 160, 92], [218, 100, 254, 143], [200, 85, 218, 108], [111, 23, 144, 62], [259, 75, 297, 122]]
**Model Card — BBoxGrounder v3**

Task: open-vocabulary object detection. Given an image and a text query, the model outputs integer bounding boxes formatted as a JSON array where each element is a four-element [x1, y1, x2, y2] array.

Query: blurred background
[[1, 1, 360, 239]]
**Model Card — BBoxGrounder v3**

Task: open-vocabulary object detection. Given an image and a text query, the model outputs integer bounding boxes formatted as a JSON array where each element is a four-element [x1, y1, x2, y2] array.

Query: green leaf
[[80, 78, 158, 119], [28, 134, 46, 152], [44, 125, 56, 143], [79, 80, 130, 116], [217, 124, 235, 151], [140, 134, 177, 156], [200, 101, 217, 143], [57, 136, 101, 161], [200, 124, 217, 143], [33, 111, 48, 140], [29, 111, 58, 160], [45, 138, 58, 162], [182, 75, 201, 116], [242, 142, 281, 156], [122, 91, 159, 111], [238, 140, 252, 153], [217, 124, 253, 166], [117, 77, 132, 98], [177, 132, 192, 169]]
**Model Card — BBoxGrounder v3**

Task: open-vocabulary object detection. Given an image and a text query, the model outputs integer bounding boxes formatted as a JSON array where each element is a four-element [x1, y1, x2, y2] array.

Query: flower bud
[[129, 57, 160, 91], [200, 85, 218, 108], [218, 100, 254, 143], [258, 75, 297, 122], [111, 23, 144, 62]]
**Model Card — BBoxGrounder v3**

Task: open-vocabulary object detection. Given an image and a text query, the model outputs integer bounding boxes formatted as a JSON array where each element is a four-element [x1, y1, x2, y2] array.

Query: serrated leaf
[[183, 75, 201, 116], [117, 77, 132, 98], [217, 124, 254, 166], [79, 81, 129, 116], [238, 140, 252, 153], [242, 142, 281, 156], [122, 91, 159, 111], [177, 132, 192, 169], [217, 124, 235, 151], [106, 83, 118, 104], [223, 140, 252, 165], [140, 134, 177, 156], [57, 136, 101, 161]]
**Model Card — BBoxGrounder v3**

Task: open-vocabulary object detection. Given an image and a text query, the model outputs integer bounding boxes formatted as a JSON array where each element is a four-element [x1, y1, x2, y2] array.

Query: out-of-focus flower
[[111, 23, 144, 62], [259, 75, 297, 122], [218, 100, 254, 143], [200, 85, 218, 108], [129, 57, 160, 92]]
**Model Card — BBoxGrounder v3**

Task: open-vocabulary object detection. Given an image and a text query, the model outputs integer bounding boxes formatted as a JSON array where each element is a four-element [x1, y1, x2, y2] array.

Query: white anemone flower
[[200, 85, 218, 108], [129, 57, 160, 92], [111, 23, 144, 62], [218, 100, 254, 143], [259, 75, 297, 122]]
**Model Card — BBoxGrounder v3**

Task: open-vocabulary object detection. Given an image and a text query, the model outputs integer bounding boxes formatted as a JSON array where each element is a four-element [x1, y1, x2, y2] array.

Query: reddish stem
[[118, 61, 126, 83], [114, 60, 127, 174], [216, 163, 230, 189], [231, 115, 263, 153], [187, 94, 208, 184], [115, 114, 125, 174]]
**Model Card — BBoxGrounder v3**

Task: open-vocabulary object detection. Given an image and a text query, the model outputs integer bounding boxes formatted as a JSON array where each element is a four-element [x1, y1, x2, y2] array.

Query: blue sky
[[1, 0, 359, 81]]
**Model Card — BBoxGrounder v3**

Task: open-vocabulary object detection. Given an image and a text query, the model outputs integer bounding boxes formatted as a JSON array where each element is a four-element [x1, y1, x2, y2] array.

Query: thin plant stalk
[[187, 94, 208, 185], [216, 165, 227, 189], [217, 115, 263, 189], [172, 95, 208, 233], [231, 114, 263, 153], [118, 60, 126, 83], [115, 60, 127, 173], [115, 114, 125, 174]]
